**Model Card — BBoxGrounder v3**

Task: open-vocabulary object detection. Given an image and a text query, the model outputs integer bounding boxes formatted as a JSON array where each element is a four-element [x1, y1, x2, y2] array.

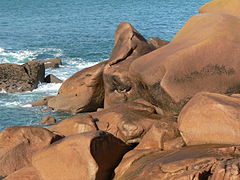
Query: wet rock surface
[[0, 61, 45, 93]]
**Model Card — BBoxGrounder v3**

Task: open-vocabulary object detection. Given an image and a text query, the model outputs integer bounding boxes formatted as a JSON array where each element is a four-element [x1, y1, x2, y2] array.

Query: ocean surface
[[0, 0, 209, 130]]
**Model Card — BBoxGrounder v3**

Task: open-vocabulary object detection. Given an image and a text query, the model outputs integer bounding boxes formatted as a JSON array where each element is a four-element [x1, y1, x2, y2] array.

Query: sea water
[[0, 0, 209, 130]]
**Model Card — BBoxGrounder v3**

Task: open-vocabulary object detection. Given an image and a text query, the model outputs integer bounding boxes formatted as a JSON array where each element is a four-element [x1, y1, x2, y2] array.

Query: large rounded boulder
[[0, 126, 61, 176], [178, 92, 240, 145], [48, 60, 108, 113], [32, 131, 130, 180], [130, 13, 240, 115]]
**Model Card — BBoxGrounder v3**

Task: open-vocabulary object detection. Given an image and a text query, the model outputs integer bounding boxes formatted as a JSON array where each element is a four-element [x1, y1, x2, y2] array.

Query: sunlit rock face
[[130, 13, 240, 115]]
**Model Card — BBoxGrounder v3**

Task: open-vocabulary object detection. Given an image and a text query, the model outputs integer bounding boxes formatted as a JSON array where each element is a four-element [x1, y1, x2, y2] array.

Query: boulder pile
[[2, 0, 240, 179]]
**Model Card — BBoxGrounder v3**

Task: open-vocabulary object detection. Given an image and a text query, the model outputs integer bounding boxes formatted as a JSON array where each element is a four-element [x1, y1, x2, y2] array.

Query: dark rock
[[40, 115, 56, 125], [0, 61, 45, 93], [44, 74, 63, 83], [42, 58, 62, 69]]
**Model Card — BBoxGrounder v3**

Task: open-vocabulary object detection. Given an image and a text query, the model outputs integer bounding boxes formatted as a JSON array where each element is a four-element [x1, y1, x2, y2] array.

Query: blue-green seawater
[[0, 0, 209, 130]]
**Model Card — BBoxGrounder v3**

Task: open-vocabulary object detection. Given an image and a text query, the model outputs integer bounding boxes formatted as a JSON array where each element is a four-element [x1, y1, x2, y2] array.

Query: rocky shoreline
[[1, 0, 240, 179], [0, 57, 62, 93]]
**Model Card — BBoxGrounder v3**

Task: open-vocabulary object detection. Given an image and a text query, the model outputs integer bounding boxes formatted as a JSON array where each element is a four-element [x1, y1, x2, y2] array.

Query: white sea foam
[[76, 61, 98, 69], [0, 89, 7, 93], [33, 83, 62, 93], [3, 101, 32, 108], [5, 101, 21, 107], [21, 104, 32, 108], [0, 49, 37, 63], [0, 48, 63, 64], [67, 59, 98, 68], [46, 59, 100, 81]]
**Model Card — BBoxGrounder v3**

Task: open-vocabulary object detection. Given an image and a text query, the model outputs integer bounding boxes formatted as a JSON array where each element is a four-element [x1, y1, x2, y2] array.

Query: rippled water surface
[[0, 0, 209, 130]]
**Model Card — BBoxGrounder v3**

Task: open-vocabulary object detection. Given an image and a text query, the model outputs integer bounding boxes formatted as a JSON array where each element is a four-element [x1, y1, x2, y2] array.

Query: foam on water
[[47, 57, 100, 81], [4, 101, 22, 107], [0, 48, 63, 64], [34, 83, 62, 94], [21, 104, 32, 108], [0, 89, 7, 94], [1, 100, 32, 108], [67, 60, 99, 70]]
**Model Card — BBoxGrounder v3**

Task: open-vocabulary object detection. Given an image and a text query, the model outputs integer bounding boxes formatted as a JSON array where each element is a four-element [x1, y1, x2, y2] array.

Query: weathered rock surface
[[5, 167, 41, 180], [148, 37, 169, 49], [49, 99, 177, 144], [114, 145, 240, 180], [48, 60, 108, 113], [130, 13, 240, 115], [199, 0, 240, 17], [42, 57, 62, 69], [178, 92, 240, 146], [103, 22, 156, 108], [135, 122, 182, 151], [0, 126, 61, 176], [31, 96, 54, 107], [40, 115, 56, 125], [44, 74, 63, 83], [32, 131, 130, 180], [0, 61, 45, 93], [48, 114, 96, 136]]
